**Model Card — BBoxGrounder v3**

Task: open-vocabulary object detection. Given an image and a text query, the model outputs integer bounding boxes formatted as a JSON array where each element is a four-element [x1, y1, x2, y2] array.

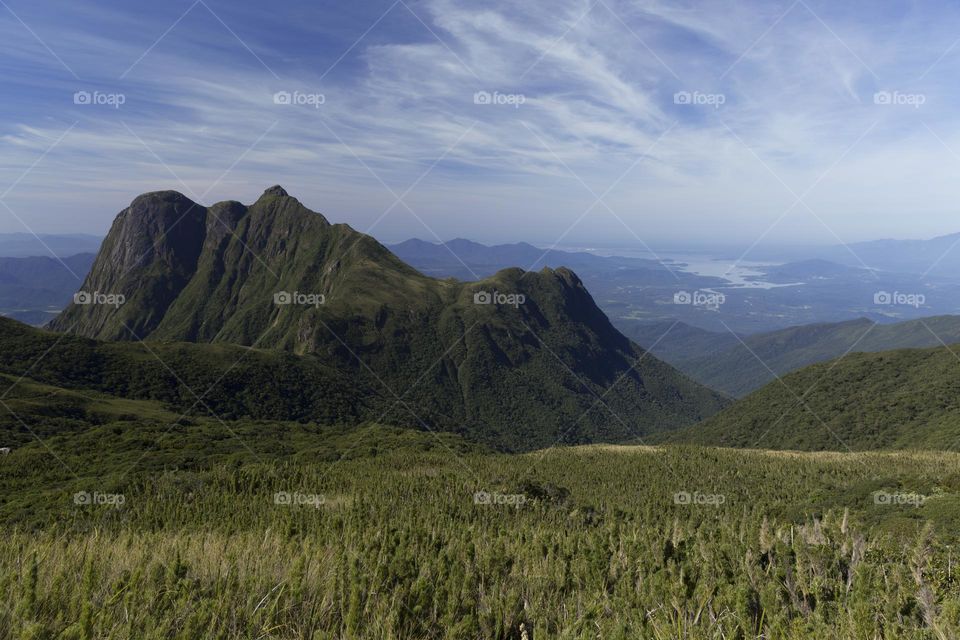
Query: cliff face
[[50, 190, 207, 340]]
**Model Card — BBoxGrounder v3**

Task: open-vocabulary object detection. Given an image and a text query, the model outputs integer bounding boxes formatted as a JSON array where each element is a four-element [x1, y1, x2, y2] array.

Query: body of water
[[550, 245, 802, 289]]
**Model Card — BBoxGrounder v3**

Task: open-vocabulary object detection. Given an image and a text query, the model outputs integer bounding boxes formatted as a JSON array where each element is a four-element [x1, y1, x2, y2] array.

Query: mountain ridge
[[48, 187, 727, 450]]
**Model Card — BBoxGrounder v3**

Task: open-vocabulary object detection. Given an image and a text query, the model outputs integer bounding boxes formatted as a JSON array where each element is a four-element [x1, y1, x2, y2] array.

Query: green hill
[[0, 317, 393, 443], [43, 187, 726, 450], [0, 316, 725, 451], [666, 344, 960, 450]]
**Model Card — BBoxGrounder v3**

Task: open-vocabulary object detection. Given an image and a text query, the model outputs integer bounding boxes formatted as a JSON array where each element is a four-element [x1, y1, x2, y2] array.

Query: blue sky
[[2, 0, 960, 248]]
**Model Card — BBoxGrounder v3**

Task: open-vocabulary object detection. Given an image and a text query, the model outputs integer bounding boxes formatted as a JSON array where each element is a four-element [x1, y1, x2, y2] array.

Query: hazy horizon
[[6, 218, 959, 255]]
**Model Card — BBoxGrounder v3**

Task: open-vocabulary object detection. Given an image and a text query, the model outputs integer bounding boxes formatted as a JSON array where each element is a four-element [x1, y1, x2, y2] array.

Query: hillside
[[46, 187, 726, 449], [0, 316, 722, 451], [666, 344, 960, 450], [626, 315, 960, 397], [0, 317, 395, 442]]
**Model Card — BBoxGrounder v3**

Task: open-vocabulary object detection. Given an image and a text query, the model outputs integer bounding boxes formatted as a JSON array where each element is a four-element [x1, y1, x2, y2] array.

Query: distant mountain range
[[0, 253, 94, 325], [387, 238, 960, 333], [624, 315, 960, 397], [734, 233, 960, 278], [46, 186, 725, 450], [838, 233, 960, 277], [0, 233, 101, 257], [395, 234, 960, 281], [388, 237, 669, 280]]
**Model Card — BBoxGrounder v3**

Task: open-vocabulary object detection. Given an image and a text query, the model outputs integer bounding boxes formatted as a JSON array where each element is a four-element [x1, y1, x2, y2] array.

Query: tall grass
[[2, 445, 960, 638]]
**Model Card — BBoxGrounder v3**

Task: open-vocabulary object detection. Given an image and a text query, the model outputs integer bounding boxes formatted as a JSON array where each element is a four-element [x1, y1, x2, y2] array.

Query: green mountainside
[[43, 187, 726, 450], [0, 317, 391, 442], [665, 344, 960, 450]]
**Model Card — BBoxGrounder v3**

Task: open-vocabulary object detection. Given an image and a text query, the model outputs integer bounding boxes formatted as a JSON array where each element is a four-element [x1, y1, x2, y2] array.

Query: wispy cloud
[[2, 0, 960, 246]]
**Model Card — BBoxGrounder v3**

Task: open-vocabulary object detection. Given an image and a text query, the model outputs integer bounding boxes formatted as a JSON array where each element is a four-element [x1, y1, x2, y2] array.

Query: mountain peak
[[262, 185, 289, 198], [50, 188, 727, 449], [130, 190, 196, 208]]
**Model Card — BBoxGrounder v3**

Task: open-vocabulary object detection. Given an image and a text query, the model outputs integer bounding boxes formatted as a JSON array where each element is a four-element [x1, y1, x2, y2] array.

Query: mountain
[[750, 258, 865, 282], [388, 237, 668, 280], [48, 187, 726, 450], [0, 253, 95, 325], [835, 234, 960, 276], [0, 233, 102, 257], [625, 315, 960, 397], [666, 344, 960, 451]]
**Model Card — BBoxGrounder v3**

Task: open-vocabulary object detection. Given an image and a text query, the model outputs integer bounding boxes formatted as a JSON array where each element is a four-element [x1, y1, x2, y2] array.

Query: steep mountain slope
[[665, 344, 960, 451], [625, 316, 960, 397], [48, 187, 726, 450]]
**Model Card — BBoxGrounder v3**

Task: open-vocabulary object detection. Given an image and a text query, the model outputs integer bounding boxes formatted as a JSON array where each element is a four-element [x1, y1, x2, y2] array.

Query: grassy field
[[3, 428, 960, 639]]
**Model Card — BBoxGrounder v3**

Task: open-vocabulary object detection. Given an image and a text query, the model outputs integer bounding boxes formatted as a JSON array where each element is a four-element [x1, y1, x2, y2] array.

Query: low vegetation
[[2, 420, 960, 639], [668, 345, 960, 451]]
